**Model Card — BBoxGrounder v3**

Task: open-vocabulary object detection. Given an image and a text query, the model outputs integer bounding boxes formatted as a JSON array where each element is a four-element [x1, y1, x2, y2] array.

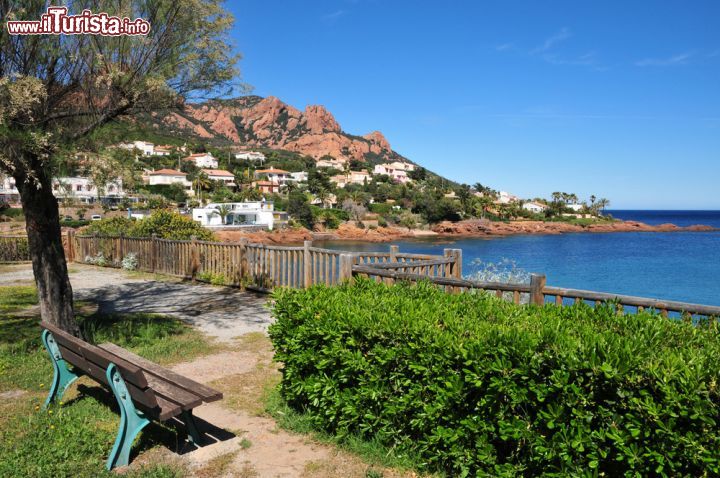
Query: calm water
[[316, 211, 720, 306]]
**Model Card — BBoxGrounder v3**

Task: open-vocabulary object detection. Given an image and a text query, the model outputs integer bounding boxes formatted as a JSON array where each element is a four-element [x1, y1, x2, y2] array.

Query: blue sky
[[227, 1, 719, 209]]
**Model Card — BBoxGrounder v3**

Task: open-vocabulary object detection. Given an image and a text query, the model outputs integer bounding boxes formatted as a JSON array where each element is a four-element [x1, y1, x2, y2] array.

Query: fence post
[[239, 238, 248, 282], [151, 234, 158, 273], [444, 248, 462, 293], [530, 274, 546, 306], [118, 232, 124, 263], [66, 229, 75, 262], [385, 245, 400, 285], [93, 232, 99, 258], [389, 245, 399, 262], [190, 235, 199, 281], [339, 253, 355, 283], [303, 240, 312, 288]]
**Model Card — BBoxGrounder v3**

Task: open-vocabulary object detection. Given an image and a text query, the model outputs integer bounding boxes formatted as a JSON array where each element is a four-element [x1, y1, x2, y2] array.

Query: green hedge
[[269, 280, 720, 477]]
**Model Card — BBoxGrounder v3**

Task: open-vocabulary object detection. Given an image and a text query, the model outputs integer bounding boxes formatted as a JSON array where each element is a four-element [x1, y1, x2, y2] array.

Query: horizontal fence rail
[[3, 232, 719, 320], [70, 235, 455, 292]]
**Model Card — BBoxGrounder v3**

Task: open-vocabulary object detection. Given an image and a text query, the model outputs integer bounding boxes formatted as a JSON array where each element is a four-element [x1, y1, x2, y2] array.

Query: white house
[[0, 175, 20, 204], [523, 202, 547, 214], [202, 169, 236, 188], [184, 152, 218, 169], [330, 170, 371, 188], [254, 167, 291, 184], [496, 191, 520, 204], [567, 203, 584, 212], [147, 169, 194, 195], [153, 145, 174, 156], [50, 177, 126, 204], [192, 201, 275, 229], [234, 151, 266, 163], [316, 157, 346, 169], [118, 140, 155, 156], [290, 171, 308, 182], [373, 162, 415, 183]]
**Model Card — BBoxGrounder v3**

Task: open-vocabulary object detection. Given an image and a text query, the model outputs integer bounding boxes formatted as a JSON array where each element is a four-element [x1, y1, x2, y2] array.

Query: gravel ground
[[0, 263, 272, 341]]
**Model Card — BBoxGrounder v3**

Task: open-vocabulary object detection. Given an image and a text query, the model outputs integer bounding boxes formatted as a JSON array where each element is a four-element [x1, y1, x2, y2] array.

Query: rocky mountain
[[144, 95, 404, 164]]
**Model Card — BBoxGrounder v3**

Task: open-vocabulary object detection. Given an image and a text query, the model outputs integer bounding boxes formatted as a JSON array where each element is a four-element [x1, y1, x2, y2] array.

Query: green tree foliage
[[84, 211, 214, 240], [271, 280, 720, 477], [288, 191, 314, 229]]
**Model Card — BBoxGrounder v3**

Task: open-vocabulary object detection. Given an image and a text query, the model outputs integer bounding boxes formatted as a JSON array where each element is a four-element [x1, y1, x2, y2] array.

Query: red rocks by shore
[[214, 219, 716, 245], [430, 219, 716, 237]]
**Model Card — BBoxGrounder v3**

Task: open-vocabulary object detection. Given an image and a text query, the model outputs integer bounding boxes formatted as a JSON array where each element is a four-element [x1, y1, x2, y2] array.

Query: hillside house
[[254, 168, 291, 184], [52, 177, 126, 204], [253, 180, 280, 194], [202, 169, 236, 188], [184, 152, 218, 169], [316, 157, 346, 169], [234, 151, 266, 163], [147, 169, 194, 195], [373, 162, 415, 183], [192, 201, 275, 229], [522, 202, 547, 213], [118, 140, 155, 156]]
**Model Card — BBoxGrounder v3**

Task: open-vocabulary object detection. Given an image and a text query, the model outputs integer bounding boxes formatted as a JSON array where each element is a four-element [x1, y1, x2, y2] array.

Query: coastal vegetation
[[0, 285, 220, 477], [270, 279, 720, 477], [83, 210, 214, 241]]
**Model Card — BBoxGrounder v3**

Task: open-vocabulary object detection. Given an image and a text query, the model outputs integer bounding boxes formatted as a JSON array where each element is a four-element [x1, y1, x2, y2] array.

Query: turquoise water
[[316, 211, 720, 307]]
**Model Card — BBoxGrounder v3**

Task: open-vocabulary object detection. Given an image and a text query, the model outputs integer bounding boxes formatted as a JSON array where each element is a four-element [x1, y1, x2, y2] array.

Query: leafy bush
[[83, 216, 135, 236], [270, 280, 720, 477], [121, 253, 138, 271], [84, 211, 214, 241], [369, 203, 393, 215]]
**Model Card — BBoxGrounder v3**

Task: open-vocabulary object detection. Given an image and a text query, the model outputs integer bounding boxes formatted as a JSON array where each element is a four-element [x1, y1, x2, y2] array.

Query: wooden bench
[[40, 322, 223, 470]]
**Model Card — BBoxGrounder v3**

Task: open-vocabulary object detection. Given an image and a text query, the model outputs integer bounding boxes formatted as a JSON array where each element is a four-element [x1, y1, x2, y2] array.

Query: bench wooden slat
[[41, 322, 149, 388], [64, 348, 161, 412], [99, 343, 223, 402], [144, 375, 203, 410]]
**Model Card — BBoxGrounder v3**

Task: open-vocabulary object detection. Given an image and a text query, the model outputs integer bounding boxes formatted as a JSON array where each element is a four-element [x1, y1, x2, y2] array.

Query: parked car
[[90, 214, 102, 221]]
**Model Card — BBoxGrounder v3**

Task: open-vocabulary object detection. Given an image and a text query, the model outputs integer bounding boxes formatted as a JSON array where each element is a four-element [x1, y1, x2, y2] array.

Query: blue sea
[[316, 211, 720, 307]]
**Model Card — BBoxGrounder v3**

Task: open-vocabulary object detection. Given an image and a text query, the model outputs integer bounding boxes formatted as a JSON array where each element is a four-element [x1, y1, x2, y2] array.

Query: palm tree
[[596, 198, 610, 216], [281, 181, 297, 195], [192, 172, 211, 204], [314, 187, 330, 209], [212, 204, 233, 225]]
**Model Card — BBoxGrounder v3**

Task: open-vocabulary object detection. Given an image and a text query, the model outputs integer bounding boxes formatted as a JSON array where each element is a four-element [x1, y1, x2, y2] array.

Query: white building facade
[[147, 169, 194, 195], [118, 140, 156, 156], [192, 201, 275, 229], [184, 152, 218, 169], [373, 161, 415, 183], [234, 151, 266, 162]]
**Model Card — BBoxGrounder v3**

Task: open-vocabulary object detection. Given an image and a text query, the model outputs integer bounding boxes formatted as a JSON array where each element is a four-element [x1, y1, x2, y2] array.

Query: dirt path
[[170, 340, 411, 478], [0, 264, 272, 341], [1, 263, 413, 477]]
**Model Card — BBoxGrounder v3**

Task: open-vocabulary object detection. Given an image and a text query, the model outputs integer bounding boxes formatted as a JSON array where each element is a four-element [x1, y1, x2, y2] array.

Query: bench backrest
[[40, 322, 160, 411]]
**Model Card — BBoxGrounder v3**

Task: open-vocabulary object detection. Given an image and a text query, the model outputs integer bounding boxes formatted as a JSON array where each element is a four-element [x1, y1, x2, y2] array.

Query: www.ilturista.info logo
[[6, 6, 150, 36]]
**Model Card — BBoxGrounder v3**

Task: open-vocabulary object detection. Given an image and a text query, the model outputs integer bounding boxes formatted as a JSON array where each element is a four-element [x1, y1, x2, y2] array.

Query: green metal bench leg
[[181, 409, 202, 445], [41, 330, 80, 409], [106, 363, 150, 470]]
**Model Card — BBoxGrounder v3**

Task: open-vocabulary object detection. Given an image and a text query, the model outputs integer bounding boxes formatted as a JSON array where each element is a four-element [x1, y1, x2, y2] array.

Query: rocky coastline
[[215, 219, 717, 245]]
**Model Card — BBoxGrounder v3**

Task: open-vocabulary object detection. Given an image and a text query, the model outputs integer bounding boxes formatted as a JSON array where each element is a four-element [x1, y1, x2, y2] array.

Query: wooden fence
[[70, 232, 459, 291], [3, 232, 719, 320], [351, 263, 720, 320], [0, 235, 30, 262]]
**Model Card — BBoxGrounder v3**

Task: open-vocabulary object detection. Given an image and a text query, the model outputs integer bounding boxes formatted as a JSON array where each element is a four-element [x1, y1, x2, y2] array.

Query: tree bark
[[15, 162, 80, 337]]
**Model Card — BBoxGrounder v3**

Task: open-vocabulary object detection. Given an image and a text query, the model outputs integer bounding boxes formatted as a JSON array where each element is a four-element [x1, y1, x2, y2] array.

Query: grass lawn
[[0, 285, 226, 477]]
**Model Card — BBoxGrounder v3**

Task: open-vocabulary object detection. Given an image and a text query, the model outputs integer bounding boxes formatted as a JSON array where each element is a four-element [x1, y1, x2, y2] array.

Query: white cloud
[[635, 52, 693, 67], [531, 27, 572, 54]]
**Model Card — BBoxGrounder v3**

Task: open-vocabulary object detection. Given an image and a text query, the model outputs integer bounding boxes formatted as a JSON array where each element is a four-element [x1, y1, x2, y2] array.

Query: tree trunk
[[15, 164, 80, 337]]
